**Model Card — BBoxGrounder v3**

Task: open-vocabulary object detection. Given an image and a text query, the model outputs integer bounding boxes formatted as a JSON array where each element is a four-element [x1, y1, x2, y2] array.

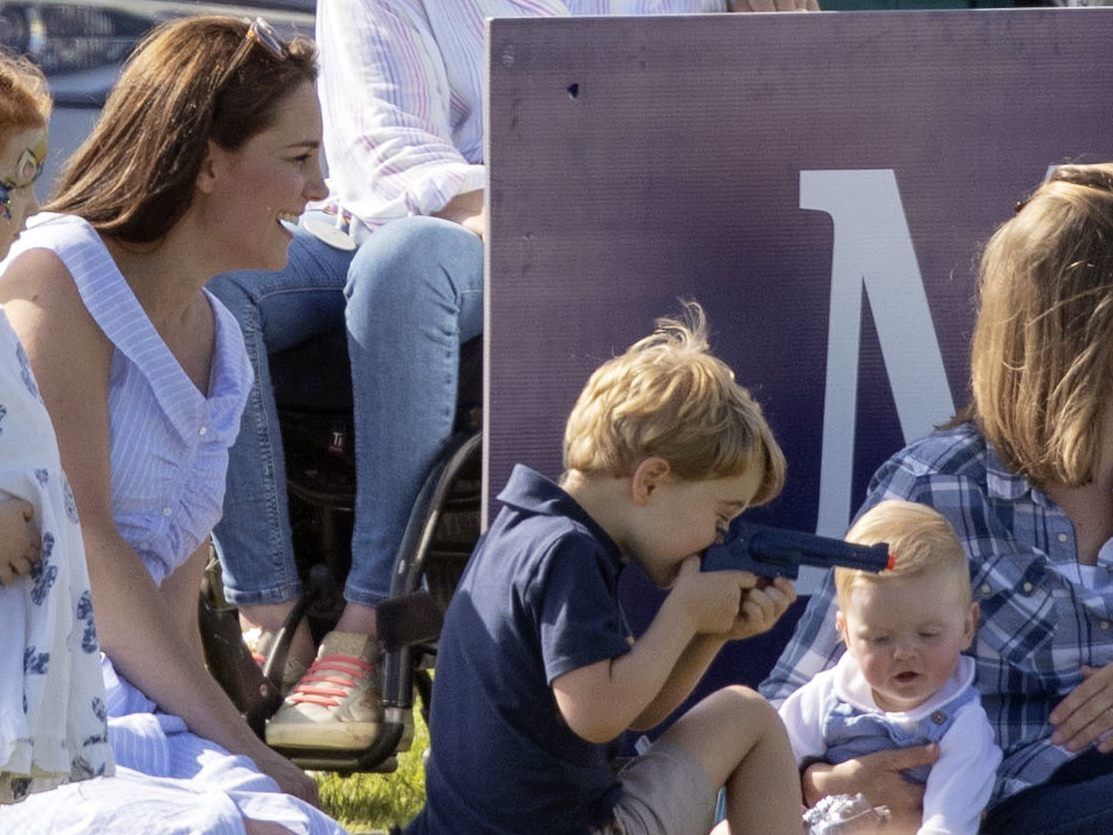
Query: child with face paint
[[0, 98, 45, 255], [0, 51, 114, 803]]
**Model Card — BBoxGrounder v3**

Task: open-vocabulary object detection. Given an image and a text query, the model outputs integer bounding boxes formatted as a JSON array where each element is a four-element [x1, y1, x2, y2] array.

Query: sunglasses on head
[[242, 16, 287, 62], [217, 17, 289, 92]]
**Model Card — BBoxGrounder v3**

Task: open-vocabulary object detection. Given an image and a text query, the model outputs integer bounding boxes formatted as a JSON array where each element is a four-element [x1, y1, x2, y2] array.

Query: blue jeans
[[979, 751, 1113, 834], [208, 215, 484, 608]]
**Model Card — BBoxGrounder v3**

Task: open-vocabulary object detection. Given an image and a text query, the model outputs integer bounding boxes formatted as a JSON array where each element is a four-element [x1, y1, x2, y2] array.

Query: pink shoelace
[[286, 653, 375, 708]]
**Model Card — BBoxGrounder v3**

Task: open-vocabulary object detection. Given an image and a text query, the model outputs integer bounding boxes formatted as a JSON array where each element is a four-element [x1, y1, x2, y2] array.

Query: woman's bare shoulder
[[0, 247, 109, 369], [1, 246, 101, 327], [0, 246, 80, 307]]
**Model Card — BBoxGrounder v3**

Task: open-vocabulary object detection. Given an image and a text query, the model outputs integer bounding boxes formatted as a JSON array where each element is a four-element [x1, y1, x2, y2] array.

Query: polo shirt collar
[[497, 464, 623, 566]]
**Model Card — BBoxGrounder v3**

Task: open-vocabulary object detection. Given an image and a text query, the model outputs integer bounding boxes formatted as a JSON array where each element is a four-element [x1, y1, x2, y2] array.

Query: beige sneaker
[[242, 626, 310, 696], [264, 631, 383, 751]]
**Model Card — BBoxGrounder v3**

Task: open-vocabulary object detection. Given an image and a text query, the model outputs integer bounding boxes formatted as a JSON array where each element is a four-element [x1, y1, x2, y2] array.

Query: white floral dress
[[0, 306, 113, 803]]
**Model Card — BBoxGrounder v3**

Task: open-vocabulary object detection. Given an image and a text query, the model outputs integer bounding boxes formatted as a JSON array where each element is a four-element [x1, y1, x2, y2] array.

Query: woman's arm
[[1050, 662, 1113, 753], [159, 540, 212, 667], [759, 568, 843, 705], [0, 250, 317, 804], [432, 189, 485, 239]]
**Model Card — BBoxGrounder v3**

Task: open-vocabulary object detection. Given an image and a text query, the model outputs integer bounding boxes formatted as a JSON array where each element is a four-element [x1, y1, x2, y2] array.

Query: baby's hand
[[0, 497, 39, 585], [668, 556, 757, 634]]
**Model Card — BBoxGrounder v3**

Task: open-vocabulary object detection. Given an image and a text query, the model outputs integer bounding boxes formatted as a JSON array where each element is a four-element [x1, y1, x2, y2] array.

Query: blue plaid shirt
[[760, 423, 1113, 804]]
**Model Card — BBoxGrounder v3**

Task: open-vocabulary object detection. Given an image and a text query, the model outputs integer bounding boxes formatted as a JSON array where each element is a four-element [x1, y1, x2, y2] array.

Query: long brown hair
[[47, 16, 316, 244], [965, 164, 1113, 487]]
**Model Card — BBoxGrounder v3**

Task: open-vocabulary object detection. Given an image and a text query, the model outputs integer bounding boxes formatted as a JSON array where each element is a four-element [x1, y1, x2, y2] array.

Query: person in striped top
[[0, 16, 345, 834]]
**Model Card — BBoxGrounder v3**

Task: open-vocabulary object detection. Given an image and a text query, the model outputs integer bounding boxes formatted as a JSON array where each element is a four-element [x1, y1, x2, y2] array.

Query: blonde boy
[[778, 501, 1001, 835], [409, 302, 803, 835]]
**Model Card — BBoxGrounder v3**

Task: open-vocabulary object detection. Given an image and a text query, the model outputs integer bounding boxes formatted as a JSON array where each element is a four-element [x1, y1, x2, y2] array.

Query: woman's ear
[[195, 140, 222, 195], [630, 457, 671, 505]]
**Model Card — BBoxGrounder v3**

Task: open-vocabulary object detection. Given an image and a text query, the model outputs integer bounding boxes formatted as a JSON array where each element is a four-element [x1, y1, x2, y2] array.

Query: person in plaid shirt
[[761, 163, 1113, 835]]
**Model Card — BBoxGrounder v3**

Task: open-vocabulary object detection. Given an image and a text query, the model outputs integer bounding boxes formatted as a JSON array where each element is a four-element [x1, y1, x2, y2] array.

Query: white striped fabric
[[0, 767, 247, 834], [316, 0, 729, 235], [8, 213, 253, 587]]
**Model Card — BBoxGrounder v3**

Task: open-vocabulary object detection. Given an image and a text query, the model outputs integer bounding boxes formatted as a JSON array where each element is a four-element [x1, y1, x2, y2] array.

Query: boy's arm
[[627, 632, 725, 731], [553, 557, 758, 743], [631, 578, 795, 729], [918, 702, 1002, 835]]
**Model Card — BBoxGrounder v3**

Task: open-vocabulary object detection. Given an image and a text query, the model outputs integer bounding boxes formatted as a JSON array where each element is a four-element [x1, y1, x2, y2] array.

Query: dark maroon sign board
[[483, 9, 1113, 698]]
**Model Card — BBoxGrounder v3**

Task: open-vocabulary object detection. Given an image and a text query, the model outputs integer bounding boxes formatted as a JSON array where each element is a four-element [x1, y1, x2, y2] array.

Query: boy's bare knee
[[688, 685, 782, 739], [718, 684, 776, 718]]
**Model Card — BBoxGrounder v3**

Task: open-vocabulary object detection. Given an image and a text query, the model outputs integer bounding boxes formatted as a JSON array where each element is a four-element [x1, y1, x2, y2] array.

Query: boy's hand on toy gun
[[729, 0, 820, 12], [1050, 663, 1113, 753], [723, 576, 797, 641], [802, 745, 938, 830], [670, 556, 759, 635], [0, 496, 39, 585]]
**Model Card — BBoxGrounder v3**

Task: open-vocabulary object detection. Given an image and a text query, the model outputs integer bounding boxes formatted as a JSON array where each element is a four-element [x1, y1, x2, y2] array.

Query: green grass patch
[[315, 710, 429, 833]]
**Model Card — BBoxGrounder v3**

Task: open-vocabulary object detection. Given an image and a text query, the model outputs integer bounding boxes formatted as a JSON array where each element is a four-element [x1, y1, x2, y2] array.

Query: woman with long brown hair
[[0, 16, 342, 834]]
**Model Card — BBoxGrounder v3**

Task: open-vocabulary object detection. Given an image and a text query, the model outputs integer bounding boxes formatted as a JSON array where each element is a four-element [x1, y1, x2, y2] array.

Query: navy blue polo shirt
[[407, 465, 633, 835]]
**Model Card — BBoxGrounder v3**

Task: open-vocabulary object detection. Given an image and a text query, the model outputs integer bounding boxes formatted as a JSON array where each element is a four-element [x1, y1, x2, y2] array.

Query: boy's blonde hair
[[964, 163, 1113, 488], [835, 500, 970, 610], [0, 50, 51, 139], [562, 300, 786, 504]]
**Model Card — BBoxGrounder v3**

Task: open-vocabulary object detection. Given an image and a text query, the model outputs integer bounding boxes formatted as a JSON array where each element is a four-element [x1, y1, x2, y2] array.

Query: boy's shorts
[[591, 741, 717, 835]]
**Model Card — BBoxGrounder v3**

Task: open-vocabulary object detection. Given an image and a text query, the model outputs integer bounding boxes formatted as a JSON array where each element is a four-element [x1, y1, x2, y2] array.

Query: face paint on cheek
[[15, 135, 48, 185], [0, 133, 49, 222]]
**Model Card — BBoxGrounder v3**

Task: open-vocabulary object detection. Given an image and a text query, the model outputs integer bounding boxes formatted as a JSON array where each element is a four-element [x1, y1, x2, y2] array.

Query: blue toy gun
[[702, 521, 893, 580]]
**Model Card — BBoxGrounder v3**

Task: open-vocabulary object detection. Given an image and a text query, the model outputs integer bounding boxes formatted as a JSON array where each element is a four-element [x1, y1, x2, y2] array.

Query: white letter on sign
[[800, 169, 954, 538]]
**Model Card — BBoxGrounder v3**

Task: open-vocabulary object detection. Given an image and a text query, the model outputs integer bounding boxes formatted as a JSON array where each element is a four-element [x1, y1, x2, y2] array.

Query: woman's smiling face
[[202, 80, 327, 272]]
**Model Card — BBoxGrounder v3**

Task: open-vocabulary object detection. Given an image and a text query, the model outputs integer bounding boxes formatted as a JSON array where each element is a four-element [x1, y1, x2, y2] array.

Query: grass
[[314, 710, 429, 833]]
